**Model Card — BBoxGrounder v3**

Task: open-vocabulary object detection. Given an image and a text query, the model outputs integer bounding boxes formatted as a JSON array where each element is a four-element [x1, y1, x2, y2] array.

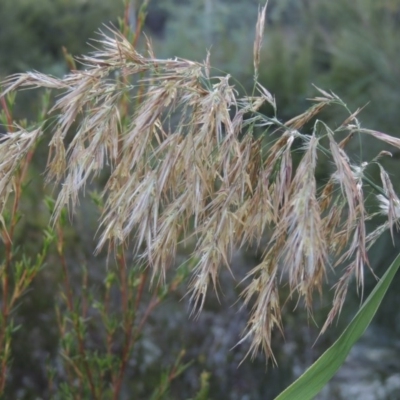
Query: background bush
[[1, 1, 400, 399]]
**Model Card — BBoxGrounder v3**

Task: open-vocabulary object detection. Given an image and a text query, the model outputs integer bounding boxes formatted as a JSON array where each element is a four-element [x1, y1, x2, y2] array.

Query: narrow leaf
[[274, 251, 400, 400]]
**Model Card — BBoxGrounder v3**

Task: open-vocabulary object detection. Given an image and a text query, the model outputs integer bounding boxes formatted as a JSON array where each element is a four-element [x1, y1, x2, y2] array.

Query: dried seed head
[[3, 23, 400, 364], [253, 2, 268, 78], [0, 126, 43, 212]]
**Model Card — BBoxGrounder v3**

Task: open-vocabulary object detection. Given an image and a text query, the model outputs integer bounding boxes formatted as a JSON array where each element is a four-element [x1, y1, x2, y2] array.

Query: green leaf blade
[[275, 252, 400, 400]]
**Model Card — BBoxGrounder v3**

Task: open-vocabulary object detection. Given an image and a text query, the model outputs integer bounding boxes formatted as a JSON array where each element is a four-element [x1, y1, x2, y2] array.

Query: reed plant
[[1, 1, 400, 398]]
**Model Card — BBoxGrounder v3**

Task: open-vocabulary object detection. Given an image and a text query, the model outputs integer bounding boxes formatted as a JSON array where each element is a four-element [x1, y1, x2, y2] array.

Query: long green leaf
[[275, 252, 400, 400]]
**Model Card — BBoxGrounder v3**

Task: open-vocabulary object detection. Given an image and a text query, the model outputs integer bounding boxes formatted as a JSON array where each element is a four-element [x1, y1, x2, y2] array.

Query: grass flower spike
[[2, 12, 400, 364]]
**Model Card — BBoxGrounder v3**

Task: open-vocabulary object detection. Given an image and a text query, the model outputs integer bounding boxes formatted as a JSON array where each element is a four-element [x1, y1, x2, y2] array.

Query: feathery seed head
[[2, 24, 400, 364]]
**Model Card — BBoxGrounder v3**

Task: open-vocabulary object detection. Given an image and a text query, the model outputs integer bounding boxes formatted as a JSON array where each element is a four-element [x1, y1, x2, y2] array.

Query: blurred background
[[1, 0, 400, 398]]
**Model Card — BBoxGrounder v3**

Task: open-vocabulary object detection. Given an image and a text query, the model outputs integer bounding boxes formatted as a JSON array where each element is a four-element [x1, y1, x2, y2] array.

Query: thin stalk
[[56, 224, 99, 400], [0, 99, 35, 393], [112, 247, 134, 400]]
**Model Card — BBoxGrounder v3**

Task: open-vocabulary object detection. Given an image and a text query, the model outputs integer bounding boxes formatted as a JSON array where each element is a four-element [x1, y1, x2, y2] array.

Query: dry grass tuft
[[1, 9, 400, 362]]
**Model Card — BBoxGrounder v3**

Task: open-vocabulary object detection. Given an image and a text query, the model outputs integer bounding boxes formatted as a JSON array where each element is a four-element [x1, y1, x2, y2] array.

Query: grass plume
[[2, 8, 400, 363]]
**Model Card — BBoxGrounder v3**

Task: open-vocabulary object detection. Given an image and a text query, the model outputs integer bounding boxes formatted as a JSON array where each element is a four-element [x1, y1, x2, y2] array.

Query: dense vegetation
[[1, 1, 400, 399]]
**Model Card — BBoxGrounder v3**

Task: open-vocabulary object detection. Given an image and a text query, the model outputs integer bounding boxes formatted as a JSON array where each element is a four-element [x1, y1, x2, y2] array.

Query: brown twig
[[56, 225, 99, 400], [0, 99, 33, 392], [0, 97, 13, 132], [112, 247, 135, 400]]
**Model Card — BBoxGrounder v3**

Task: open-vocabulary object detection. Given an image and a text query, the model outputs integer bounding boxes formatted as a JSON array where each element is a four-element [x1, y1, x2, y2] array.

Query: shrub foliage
[[2, 2, 400, 398]]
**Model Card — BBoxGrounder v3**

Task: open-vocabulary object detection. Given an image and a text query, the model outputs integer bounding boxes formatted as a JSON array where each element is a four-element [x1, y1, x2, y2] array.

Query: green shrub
[[0, 0, 124, 75], [2, 1, 400, 399]]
